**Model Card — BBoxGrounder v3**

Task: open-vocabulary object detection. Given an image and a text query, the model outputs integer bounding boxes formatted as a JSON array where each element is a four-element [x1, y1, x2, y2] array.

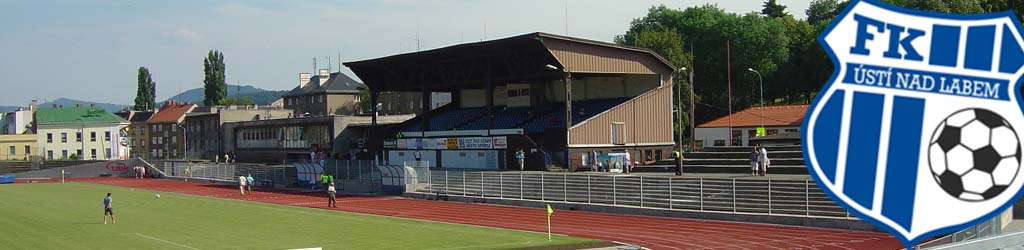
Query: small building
[[694, 104, 808, 147], [35, 105, 130, 160], [282, 69, 450, 117], [0, 134, 37, 161], [1, 100, 35, 135], [115, 110, 154, 160], [222, 114, 413, 163], [145, 102, 196, 160], [184, 105, 292, 160]]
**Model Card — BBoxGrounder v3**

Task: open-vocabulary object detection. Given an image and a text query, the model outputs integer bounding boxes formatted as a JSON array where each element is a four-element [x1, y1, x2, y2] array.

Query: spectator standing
[[750, 147, 760, 176], [327, 182, 337, 208], [624, 151, 632, 174], [515, 149, 526, 171], [759, 146, 771, 176], [674, 148, 683, 175], [320, 172, 329, 191]]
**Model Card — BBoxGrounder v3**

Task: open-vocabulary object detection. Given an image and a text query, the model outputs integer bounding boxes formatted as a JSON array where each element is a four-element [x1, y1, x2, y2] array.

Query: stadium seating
[[400, 98, 632, 133]]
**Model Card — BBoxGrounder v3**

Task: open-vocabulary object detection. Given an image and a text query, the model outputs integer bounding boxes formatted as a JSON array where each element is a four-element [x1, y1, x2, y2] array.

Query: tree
[[762, 0, 789, 18], [619, 5, 790, 123], [133, 67, 156, 111], [203, 50, 227, 106], [806, 0, 843, 26], [221, 96, 254, 106]]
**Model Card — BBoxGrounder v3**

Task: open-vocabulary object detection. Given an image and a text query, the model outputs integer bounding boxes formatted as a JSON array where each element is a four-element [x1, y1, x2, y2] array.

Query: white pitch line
[[131, 233, 200, 250]]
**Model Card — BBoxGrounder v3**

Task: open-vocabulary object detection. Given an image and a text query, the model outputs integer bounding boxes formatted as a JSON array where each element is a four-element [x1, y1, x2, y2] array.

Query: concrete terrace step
[[701, 146, 802, 152], [632, 164, 809, 175], [684, 158, 807, 166], [683, 151, 803, 159]]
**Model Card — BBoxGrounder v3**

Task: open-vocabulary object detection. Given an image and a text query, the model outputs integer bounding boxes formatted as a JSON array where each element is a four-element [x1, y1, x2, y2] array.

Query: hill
[[39, 98, 127, 112], [165, 85, 287, 106]]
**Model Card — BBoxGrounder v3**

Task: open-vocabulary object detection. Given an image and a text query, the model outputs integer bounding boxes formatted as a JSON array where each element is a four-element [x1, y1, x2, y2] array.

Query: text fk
[[849, 14, 925, 61]]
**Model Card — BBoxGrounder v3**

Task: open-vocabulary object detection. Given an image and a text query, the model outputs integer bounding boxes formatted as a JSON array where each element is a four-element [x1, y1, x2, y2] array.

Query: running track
[[71, 178, 903, 250]]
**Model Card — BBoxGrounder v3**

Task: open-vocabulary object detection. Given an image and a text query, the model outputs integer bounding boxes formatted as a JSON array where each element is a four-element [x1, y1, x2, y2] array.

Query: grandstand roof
[[344, 32, 678, 92], [697, 105, 809, 128]]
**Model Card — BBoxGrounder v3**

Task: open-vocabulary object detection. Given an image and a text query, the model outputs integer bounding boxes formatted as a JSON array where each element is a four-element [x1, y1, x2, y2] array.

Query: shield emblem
[[804, 0, 1024, 246]]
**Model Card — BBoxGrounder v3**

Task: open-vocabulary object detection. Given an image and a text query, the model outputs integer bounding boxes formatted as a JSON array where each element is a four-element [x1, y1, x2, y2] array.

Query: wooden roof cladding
[[344, 32, 678, 92]]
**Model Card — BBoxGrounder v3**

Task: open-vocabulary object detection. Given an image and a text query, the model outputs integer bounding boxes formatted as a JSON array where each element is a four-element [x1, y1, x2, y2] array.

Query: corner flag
[[546, 204, 553, 242]]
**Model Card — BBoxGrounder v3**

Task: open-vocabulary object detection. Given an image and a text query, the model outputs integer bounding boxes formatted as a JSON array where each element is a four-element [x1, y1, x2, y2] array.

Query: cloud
[[162, 29, 204, 42]]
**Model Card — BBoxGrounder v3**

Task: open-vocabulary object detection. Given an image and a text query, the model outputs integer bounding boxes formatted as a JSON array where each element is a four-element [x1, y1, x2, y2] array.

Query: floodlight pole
[[748, 68, 764, 130]]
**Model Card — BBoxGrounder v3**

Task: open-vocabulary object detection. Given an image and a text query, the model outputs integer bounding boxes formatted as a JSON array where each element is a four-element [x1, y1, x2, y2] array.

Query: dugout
[[345, 32, 678, 170]]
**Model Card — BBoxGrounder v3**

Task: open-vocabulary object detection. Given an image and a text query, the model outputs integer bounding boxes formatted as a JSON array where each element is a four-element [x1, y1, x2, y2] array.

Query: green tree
[[357, 87, 372, 114], [203, 50, 227, 106], [806, 0, 843, 26], [619, 5, 790, 123], [133, 67, 156, 111], [762, 0, 790, 18]]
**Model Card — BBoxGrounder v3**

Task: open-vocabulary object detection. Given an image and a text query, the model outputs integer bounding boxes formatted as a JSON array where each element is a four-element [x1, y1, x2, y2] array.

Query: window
[[47, 133, 53, 143], [90, 132, 96, 142], [24, 145, 30, 155], [171, 125, 177, 132], [76, 132, 82, 142], [767, 129, 779, 136], [714, 140, 726, 146], [785, 129, 798, 133], [91, 149, 97, 159], [105, 131, 111, 141], [747, 130, 758, 146], [171, 136, 177, 144], [47, 150, 53, 160], [76, 149, 83, 158], [732, 130, 743, 147], [105, 148, 111, 158], [62, 150, 68, 159], [61, 133, 67, 143], [611, 122, 626, 145], [8, 146, 14, 155]]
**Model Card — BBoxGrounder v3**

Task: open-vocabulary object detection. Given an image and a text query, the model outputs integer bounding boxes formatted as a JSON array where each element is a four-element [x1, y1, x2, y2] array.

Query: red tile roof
[[148, 103, 196, 123], [697, 104, 809, 128]]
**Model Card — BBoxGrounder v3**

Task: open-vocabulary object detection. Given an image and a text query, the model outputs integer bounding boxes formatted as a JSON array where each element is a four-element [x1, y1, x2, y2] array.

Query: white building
[[2, 101, 35, 135], [35, 105, 130, 160], [694, 105, 808, 147]]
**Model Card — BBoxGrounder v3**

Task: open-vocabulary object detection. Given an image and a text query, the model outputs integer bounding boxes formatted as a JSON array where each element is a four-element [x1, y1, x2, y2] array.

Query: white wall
[[441, 150, 499, 169], [387, 150, 438, 167], [695, 126, 801, 147], [37, 123, 129, 160]]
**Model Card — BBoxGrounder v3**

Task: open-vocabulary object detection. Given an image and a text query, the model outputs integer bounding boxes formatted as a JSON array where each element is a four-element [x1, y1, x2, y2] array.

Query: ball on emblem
[[929, 108, 1021, 201]]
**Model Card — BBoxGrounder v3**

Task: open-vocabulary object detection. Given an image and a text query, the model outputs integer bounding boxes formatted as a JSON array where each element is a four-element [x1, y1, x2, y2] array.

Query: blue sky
[[0, 0, 810, 106]]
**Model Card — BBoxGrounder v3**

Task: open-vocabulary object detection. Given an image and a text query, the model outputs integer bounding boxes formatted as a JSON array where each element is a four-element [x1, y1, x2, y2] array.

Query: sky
[[0, 0, 810, 106]]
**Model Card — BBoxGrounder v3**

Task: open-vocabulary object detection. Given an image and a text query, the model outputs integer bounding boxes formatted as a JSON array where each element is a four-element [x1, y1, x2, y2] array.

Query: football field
[[0, 182, 599, 249]]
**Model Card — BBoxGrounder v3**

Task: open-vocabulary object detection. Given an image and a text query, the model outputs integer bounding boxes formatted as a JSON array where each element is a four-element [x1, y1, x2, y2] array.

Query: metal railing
[[914, 215, 1006, 249], [162, 161, 289, 188], [410, 170, 854, 219]]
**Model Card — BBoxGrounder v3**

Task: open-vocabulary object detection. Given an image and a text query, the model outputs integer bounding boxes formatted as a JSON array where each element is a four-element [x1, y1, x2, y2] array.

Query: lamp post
[[178, 124, 187, 161], [748, 68, 764, 131], [676, 67, 687, 151]]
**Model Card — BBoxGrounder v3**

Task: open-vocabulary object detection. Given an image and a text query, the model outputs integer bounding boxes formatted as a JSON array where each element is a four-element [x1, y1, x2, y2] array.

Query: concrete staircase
[[634, 146, 809, 174]]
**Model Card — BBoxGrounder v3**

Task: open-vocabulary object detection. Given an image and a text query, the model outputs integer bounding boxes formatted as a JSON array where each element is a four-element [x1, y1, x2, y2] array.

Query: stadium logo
[[803, 0, 1024, 246]]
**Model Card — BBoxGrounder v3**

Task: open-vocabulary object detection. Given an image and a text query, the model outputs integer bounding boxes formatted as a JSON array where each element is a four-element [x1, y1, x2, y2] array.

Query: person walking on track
[[327, 182, 337, 208], [103, 192, 116, 224], [246, 174, 254, 194], [238, 175, 247, 196]]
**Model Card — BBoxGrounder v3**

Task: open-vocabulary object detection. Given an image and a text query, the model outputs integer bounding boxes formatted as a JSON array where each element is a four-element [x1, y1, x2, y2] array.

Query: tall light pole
[[676, 67, 687, 152], [178, 124, 187, 161], [748, 68, 764, 131]]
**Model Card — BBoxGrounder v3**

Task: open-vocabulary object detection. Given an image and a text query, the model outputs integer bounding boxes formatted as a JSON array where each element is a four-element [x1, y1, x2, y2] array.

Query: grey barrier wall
[[411, 170, 853, 219], [15, 158, 149, 178]]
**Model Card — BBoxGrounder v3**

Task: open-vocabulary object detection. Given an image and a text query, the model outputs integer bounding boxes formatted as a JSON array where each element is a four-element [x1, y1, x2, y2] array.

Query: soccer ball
[[155, 194, 160, 198], [929, 108, 1021, 201]]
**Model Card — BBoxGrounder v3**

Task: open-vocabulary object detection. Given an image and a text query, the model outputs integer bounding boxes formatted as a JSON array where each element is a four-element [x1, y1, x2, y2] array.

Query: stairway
[[633, 146, 809, 174]]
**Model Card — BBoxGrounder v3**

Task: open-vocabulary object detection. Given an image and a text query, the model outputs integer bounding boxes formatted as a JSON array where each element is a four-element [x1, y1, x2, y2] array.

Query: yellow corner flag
[[546, 204, 553, 242]]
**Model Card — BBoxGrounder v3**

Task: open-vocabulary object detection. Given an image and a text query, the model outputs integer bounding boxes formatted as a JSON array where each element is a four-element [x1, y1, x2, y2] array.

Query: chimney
[[29, 99, 36, 112], [318, 69, 329, 86], [299, 73, 311, 88]]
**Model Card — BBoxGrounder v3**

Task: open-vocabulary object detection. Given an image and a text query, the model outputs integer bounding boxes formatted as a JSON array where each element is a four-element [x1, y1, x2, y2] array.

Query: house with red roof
[[694, 104, 808, 147], [145, 101, 196, 160]]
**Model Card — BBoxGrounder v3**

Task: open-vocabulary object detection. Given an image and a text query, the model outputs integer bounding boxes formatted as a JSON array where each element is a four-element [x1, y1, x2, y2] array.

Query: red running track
[[71, 177, 903, 250]]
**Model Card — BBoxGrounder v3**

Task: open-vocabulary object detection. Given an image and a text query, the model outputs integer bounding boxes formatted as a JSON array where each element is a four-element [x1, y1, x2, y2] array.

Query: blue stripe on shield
[[882, 96, 925, 231], [813, 90, 846, 184], [844, 91, 885, 209]]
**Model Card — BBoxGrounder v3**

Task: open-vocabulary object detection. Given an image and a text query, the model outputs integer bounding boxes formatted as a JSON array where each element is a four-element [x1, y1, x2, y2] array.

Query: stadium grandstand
[[346, 32, 679, 170]]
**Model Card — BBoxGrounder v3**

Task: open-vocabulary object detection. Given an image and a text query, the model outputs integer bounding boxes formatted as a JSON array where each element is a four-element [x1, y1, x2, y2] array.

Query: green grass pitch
[[0, 183, 597, 249]]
